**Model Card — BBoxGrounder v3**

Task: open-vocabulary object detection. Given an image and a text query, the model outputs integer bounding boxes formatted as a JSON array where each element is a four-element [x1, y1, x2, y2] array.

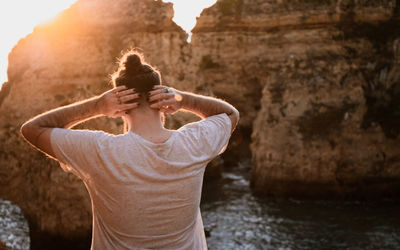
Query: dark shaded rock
[[0, 199, 30, 250], [0, 241, 8, 250], [249, 0, 400, 197]]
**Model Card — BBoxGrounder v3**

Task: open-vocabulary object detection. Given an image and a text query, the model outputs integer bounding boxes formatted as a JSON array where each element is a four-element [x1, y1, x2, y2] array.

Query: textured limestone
[[0, 0, 191, 239], [189, 0, 400, 196], [243, 0, 400, 196], [1, 0, 400, 242]]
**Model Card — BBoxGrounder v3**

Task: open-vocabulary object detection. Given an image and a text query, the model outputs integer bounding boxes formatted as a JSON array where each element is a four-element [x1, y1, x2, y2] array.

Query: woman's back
[[50, 113, 232, 249]]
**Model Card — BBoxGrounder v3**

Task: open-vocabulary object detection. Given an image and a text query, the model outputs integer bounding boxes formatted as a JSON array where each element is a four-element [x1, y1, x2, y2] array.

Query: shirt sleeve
[[179, 113, 232, 159], [50, 128, 105, 181]]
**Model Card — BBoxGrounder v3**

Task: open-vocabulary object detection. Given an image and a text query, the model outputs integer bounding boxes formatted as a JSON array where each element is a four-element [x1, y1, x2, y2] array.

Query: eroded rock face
[[244, 0, 400, 196], [1, 0, 400, 241], [0, 0, 191, 239], [191, 0, 400, 196]]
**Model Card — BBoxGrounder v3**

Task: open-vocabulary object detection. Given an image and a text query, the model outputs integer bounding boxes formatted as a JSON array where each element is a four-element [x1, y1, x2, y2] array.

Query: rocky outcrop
[[0, 0, 191, 240], [181, 0, 399, 196], [192, 0, 400, 184], [1, 0, 400, 242], [243, 0, 400, 196], [0, 199, 30, 250]]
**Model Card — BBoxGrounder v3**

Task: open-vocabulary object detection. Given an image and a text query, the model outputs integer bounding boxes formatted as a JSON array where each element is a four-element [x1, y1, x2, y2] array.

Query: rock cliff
[[240, 0, 400, 196], [0, 0, 190, 241], [1, 0, 400, 242], [192, 0, 400, 195]]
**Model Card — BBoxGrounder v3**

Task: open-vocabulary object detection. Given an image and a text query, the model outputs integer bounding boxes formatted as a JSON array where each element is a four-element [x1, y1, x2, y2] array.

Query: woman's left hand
[[96, 86, 140, 118], [148, 85, 183, 114]]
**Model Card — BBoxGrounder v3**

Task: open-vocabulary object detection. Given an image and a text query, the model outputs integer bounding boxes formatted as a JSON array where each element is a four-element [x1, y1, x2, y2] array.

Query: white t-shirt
[[50, 113, 232, 250]]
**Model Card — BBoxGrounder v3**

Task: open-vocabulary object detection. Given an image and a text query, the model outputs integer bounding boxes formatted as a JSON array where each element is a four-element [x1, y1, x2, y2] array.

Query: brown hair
[[111, 50, 161, 93]]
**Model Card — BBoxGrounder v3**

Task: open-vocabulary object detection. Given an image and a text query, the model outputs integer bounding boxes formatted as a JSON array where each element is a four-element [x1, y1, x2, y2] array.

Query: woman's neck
[[124, 106, 168, 137]]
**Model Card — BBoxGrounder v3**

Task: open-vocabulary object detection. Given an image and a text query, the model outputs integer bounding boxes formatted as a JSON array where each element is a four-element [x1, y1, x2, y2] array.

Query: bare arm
[[179, 91, 239, 131], [148, 85, 240, 132], [20, 86, 139, 158]]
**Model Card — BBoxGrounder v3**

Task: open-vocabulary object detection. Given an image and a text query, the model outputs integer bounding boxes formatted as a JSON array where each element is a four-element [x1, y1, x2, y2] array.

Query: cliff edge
[[0, 0, 400, 242]]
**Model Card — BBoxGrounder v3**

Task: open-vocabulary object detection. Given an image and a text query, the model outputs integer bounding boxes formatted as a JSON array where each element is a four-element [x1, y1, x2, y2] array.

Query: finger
[[149, 86, 173, 96], [163, 106, 175, 114], [160, 105, 176, 114], [148, 92, 175, 102], [148, 88, 168, 97], [111, 85, 127, 93], [119, 102, 140, 110], [150, 98, 176, 109], [113, 111, 126, 117], [120, 93, 141, 103], [117, 88, 135, 96], [113, 96, 122, 105], [152, 85, 165, 90]]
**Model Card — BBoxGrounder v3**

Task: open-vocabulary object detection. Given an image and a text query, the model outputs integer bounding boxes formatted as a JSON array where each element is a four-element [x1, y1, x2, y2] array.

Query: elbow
[[20, 122, 29, 139], [228, 107, 240, 133], [20, 121, 35, 142], [234, 108, 240, 126], [20, 122, 27, 136]]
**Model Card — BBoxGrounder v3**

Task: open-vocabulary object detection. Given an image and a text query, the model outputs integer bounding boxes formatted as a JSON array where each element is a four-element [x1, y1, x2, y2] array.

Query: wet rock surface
[[0, 199, 29, 250]]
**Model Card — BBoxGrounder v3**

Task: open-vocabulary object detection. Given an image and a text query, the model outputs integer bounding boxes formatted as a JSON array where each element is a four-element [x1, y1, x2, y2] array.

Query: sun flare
[[0, 0, 77, 85], [0, 0, 216, 87]]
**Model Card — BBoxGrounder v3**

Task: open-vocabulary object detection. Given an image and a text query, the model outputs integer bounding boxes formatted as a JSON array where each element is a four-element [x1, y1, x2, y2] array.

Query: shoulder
[[50, 128, 112, 146], [176, 113, 232, 157], [51, 128, 108, 137], [178, 113, 231, 132]]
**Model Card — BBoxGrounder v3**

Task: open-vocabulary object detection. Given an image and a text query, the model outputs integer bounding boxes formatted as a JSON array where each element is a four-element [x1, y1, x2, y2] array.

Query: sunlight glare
[[0, 0, 77, 85], [165, 0, 217, 37], [0, 0, 216, 88]]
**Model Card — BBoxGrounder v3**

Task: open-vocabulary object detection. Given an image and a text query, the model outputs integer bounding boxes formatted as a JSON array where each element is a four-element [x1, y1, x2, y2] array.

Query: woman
[[21, 50, 239, 249]]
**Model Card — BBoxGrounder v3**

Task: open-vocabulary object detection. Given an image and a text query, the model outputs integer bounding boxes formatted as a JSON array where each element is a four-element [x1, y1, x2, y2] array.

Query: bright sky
[[166, 0, 217, 35], [0, 0, 216, 88]]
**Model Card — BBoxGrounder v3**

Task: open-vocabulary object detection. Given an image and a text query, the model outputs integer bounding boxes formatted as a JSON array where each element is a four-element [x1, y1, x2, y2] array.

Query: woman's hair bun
[[112, 50, 161, 93], [123, 53, 142, 73]]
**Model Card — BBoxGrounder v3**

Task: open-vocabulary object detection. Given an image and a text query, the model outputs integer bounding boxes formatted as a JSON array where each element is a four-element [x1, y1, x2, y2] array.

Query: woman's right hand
[[96, 86, 140, 118], [148, 85, 183, 114]]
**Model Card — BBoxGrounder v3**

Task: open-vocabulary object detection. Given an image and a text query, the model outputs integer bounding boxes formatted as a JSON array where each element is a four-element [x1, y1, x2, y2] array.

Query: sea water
[[201, 160, 400, 250]]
